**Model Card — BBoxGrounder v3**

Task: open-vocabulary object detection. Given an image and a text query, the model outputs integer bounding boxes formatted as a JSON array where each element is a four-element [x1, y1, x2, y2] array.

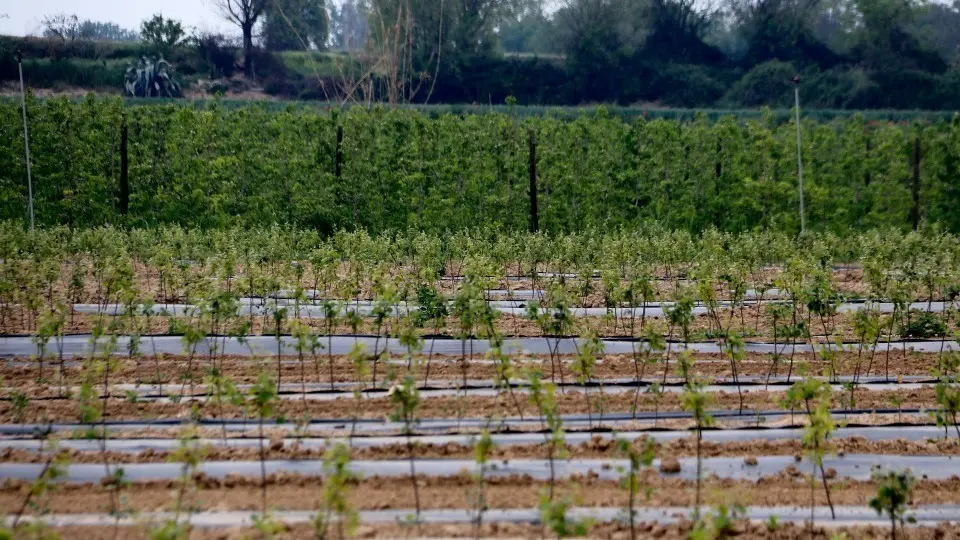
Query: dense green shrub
[[803, 68, 876, 109], [17, 59, 128, 89], [933, 70, 960, 109], [899, 310, 948, 339], [0, 35, 141, 62], [192, 33, 238, 79], [651, 64, 726, 108], [723, 61, 797, 108], [869, 70, 943, 109]]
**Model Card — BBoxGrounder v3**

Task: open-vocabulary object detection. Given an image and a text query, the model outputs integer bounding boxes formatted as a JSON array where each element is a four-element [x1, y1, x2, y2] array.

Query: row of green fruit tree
[[1, 96, 958, 233]]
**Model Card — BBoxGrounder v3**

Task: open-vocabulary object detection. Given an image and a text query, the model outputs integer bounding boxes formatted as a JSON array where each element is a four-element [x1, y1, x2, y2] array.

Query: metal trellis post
[[16, 49, 35, 230], [794, 75, 805, 235]]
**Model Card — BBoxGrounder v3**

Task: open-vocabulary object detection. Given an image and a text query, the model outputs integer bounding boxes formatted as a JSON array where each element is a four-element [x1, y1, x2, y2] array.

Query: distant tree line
[[294, 0, 960, 108], [8, 0, 960, 108]]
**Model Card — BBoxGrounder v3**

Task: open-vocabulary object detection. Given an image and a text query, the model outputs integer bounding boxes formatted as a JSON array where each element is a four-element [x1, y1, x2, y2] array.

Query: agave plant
[[123, 56, 182, 98]]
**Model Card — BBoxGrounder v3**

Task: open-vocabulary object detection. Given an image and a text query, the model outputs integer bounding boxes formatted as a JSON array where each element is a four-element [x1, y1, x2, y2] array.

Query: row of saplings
[[13, 288, 960, 442], [16, 266, 957, 400], [2, 354, 932, 539]]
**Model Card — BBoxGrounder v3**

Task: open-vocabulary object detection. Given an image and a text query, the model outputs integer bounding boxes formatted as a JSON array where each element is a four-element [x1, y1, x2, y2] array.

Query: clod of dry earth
[[660, 456, 682, 473]]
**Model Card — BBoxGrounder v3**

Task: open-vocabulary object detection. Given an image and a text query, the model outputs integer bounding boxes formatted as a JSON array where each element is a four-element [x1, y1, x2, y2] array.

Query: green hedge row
[[1, 96, 959, 234]]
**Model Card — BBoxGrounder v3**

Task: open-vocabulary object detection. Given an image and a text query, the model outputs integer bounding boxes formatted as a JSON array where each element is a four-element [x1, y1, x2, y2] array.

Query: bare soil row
[[38, 521, 960, 540], [1, 350, 943, 392], [3, 435, 959, 464], [5, 302, 954, 344], [0, 384, 943, 423], [5, 473, 960, 515]]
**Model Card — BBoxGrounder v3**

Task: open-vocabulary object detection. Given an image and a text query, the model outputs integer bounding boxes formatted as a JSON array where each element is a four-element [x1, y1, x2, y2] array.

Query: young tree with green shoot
[[678, 351, 713, 519], [539, 497, 592, 539], [396, 312, 424, 371], [526, 283, 576, 386], [270, 304, 288, 393], [415, 284, 448, 386], [806, 266, 843, 381], [647, 381, 665, 426], [853, 307, 881, 384], [313, 443, 359, 539], [453, 277, 484, 388], [633, 324, 666, 417], [932, 352, 960, 439], [32, 306, 65, 384], [615, 437, 656, 540], [370, 274, 397, 388], [764, 302, 791, 386], [175, 316, 206, 397], [204, 368, 243, 443], [722, 331, 746, 414], [663, 289, 695, 384], [470, 430, 495, 538], [248, 371, 278, 517], [389, 374, 422, 523], [487, 331, 525, 420], [786, 378, 837, 526], [151, 427, 208, 540], [347, 343, 369, 444], [526, 368, 567, 507], [8, 436, 70, 533], [572, 329, 603, 427], [320, 299, 341, 390], [869, 469, 916, 540], [290, 319, 319, 405]]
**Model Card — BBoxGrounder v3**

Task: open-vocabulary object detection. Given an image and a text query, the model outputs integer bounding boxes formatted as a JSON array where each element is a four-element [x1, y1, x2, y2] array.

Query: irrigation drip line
[[0, 407, 942, 437], [0, 425, 949, 452], [9, 380, 935, 404], [34, 299, 960, 318], [10, 504, 960, 529], [0, 454, 955, 483], [9, 375, 935, 400], [2, 335, 956, 358]]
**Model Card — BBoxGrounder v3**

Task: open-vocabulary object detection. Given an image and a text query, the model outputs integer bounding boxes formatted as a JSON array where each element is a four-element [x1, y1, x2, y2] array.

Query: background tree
[[910, 1, 960, 64], [41, 13, 81, 42], [213, 0, 269, 78], [264, 0, 330, 51], [727, 0, 840, 67], [497, 1, 559, 54], [361, 0, 525, 102], [329, 0, 370, 50], [850, 0, 946, 71], [140, 14, 186, 56], [77, 21, 139, 41], [554, 0, 647, 103], [643, 0, 724, 64]]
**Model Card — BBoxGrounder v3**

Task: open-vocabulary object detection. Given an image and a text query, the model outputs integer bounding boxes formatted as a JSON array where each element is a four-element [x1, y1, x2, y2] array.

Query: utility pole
[[794, 75, 805, 235], [15, 50, 35, 230], [528, 128, 539, 232]]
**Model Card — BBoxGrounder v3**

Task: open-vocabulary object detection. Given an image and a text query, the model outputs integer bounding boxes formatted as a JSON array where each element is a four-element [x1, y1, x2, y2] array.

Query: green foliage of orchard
[[2, 222, 958, 302], [3, 96, 960, 233]]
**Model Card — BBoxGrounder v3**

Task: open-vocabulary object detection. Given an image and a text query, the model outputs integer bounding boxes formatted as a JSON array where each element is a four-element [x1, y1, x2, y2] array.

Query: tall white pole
[[16, 50, 35, 231], [793, 75, 805, 235]]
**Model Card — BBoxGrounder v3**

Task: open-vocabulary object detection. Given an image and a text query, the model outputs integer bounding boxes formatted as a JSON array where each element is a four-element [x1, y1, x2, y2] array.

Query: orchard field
[[2, 102, 960, 538], [2, 97, 960, 233]]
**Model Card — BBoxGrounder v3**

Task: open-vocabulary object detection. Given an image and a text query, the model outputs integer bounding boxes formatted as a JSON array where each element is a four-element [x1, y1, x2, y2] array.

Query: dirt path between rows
[[2, 435, 959, 464], [38, 521, 960, 540], [6, 473, 960, 515], [4, 302, 955, 347], [0, 383, 942, 423], [2, 350, 946, 395]]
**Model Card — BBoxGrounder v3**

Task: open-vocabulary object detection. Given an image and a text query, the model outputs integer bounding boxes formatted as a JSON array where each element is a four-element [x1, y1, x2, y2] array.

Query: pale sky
[[0, 0, 237, 37]]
